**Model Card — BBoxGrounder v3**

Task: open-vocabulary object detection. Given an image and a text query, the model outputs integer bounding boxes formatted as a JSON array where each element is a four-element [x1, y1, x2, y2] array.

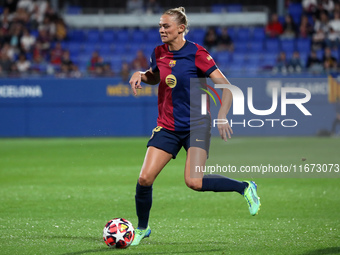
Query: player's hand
[[217, 114, 233, 141], [129, 71, 143, 96]]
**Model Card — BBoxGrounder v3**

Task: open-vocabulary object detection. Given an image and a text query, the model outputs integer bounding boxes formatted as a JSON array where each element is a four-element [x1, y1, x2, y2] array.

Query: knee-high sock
[[135, 182, 152, 229], [200, 174, 248, 195]]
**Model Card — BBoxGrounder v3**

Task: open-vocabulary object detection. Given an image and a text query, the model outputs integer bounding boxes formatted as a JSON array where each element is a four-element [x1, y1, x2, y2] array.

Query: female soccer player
[[129, 7, 261, 246]]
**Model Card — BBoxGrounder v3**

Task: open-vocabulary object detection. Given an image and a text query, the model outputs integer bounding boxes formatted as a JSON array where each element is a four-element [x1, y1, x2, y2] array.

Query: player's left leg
[[184, 147, 247, 193], [184, 147, 261, 215], [132, 146, 173, 246]]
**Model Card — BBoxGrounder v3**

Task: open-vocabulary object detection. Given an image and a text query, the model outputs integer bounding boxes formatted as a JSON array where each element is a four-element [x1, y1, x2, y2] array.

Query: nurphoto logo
[[201, 84, 312, 128]]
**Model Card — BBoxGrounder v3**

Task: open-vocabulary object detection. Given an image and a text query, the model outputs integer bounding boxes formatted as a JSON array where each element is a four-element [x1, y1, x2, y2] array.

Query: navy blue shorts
[[147, 126, 211, 159]]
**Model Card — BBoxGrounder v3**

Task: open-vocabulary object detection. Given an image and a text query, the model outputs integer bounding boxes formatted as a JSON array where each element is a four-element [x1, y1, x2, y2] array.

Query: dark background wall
[[0, 0, 283, 13], [58, 0, 278, 12]]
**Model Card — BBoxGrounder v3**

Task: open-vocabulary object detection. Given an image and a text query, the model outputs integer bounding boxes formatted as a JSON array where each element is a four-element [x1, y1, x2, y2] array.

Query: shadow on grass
[[49, 235, 100, 242], [62, 248, 112, 255], [60, 240, 226, 255], [63, 248, 225, 255], [302, 247, 340, 255], [52, 235, 227, 255]]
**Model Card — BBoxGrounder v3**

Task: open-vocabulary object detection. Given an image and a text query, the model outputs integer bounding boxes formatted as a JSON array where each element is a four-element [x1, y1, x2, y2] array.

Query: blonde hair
[[163, 7, 189, 35]]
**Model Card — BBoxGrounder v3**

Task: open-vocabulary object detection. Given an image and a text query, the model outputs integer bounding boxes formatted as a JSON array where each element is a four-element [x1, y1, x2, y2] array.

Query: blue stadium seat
[[122, 53, 135, 63], [68, 29, 85, 42], [55, 41, 67, 49], [226, 4, 242, 13], [185, 31, 195, 42], [190, 28, 206, 45], [146, 28, 160, 43], [280, 39, 296, 53], [143, 44, 155, 57], [77, 55, 90, 66], [102, 54, 114, 63], [66, 6, 82, 15], [225, 27, 236, 40], [316, 49, 324, 59], [69, 51, 79, 60], [69, 49, 81, 59], [331, 50, 339, 60], [228, 63, 244, 75], [252, 27, 266, 41], [98, 46, 112, 56], [211, 4, 228, 13], [285, 51, 294, 60], [111, 58, 123, 72], [296, 38, 311, 54], [248, 40, 264, 52], [215, 51, 231, 65], [109, 43, 124, 54], [265, 39, 280, 52], [262, 53, 277, 67], [83, 43, 97, 55], [217, 62, 229, 73], [26, 52, 33, 61], [78, 62, 88, 72], [299, 52, 308, 67], [30, 29, 39, 38], [233, 42, 248, 53], [87, 29, 100, 43], [116, 29, 130, 43], [131, 30, 145, 42], [288, 3, 303, 25], [209, 51, 218, 61], [117, 43, 131, 54], [236, 28, 251, 42], [232, 53, 245, 64], [247, 53, 262, 64], [67, 42, 82, 54], [278, 16, 285, 25], [243, 63, 260, 75], [102, 30, 115, 43], [128, 43, 143, 54], [98, 42, 114, 51]]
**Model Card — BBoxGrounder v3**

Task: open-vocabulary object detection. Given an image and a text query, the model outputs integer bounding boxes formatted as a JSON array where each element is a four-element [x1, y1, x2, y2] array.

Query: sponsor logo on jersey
[[169, 60, 176, 68], [165, 74, 177, 88], [206, 55, 212, 61]]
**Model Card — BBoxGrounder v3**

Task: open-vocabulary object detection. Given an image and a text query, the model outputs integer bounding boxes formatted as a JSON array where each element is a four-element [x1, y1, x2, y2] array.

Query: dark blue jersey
[[150, 40, 217, 131]]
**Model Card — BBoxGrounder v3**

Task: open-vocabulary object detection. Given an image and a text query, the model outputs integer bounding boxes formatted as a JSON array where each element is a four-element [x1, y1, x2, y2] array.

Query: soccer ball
[[103, 218, 135, 248]]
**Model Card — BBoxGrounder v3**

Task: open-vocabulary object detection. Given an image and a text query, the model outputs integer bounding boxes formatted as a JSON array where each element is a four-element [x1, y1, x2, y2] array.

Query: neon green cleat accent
[[131, 226, 151, 246], [243, 181, 261, 216]]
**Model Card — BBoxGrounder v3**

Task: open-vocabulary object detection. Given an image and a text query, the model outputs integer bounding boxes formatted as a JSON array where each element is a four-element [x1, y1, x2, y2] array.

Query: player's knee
[[185, 177, 202, 191], [138, 175, 154, 186]]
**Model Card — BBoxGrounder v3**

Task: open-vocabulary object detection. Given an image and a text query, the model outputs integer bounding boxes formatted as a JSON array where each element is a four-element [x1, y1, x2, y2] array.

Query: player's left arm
[[209, 69, 233, 141]]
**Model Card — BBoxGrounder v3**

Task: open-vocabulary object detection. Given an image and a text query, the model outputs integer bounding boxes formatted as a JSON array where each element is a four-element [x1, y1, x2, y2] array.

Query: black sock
[[200, 174, 248, 195], [135, 182, 152, 229]]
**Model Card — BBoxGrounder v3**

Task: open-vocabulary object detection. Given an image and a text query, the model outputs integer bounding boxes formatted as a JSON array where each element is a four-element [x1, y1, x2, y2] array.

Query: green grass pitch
[[0, 137, 339, 255]]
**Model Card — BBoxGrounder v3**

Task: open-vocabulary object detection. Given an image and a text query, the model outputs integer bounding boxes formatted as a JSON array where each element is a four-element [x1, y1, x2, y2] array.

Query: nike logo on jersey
[[159, 56, 166, 59]]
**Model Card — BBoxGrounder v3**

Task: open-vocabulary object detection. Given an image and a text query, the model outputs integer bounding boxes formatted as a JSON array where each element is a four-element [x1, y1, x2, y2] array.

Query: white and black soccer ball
[[103, 218, 135, 248]]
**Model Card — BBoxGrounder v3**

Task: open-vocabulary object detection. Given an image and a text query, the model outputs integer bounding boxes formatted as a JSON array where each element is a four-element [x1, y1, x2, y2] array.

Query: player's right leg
[[132, 146, 172, 246]]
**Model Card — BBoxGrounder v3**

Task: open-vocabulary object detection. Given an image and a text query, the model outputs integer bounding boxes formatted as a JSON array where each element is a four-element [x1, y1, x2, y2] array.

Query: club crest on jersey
[[169, 60, 176, 68], [165, 74, 177, 88]]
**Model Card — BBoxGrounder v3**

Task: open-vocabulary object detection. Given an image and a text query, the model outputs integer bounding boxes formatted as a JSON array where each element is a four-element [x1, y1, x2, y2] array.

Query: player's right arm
[[129, 68, 160, 96]]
